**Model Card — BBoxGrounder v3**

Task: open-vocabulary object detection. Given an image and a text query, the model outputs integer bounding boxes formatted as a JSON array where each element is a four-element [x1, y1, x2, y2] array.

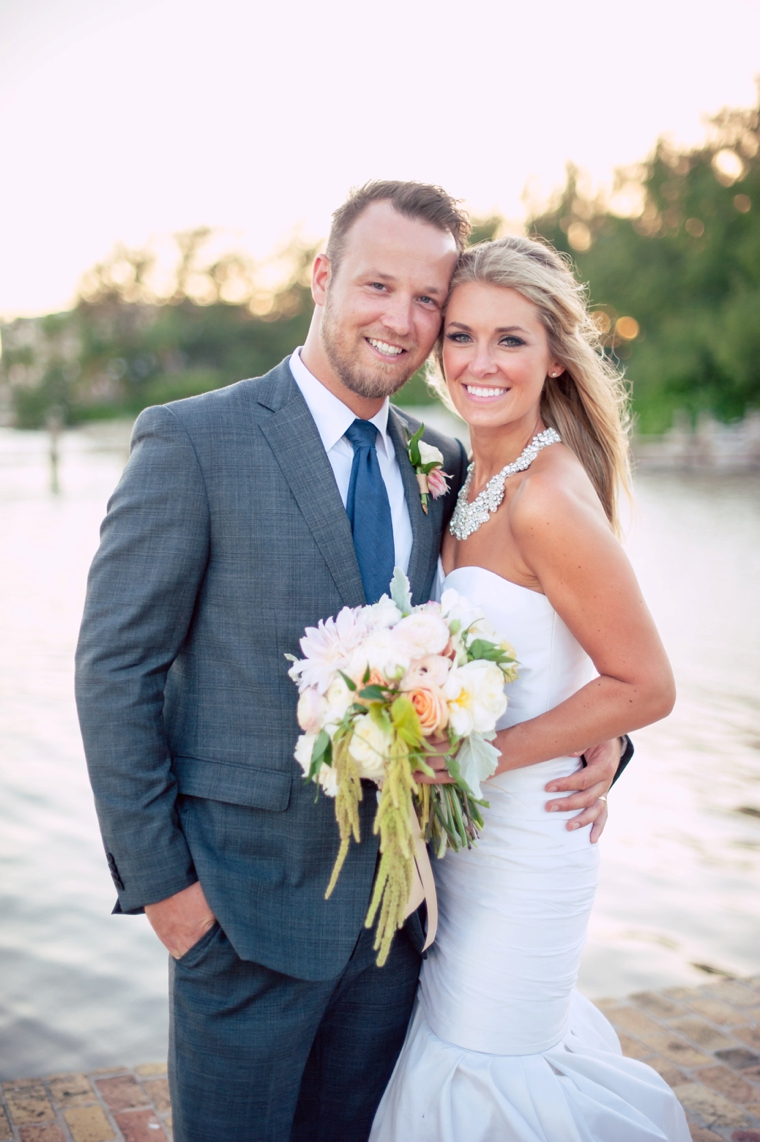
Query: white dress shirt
[[289, 347, 413, 575]]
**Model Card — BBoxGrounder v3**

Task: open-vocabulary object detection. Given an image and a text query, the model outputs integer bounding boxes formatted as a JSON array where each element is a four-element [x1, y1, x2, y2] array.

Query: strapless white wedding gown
[[370, 565, 689, 1142]]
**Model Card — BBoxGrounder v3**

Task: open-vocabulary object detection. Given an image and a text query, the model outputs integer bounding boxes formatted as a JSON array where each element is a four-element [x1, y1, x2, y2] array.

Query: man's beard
[[320, 300, 420, 400]]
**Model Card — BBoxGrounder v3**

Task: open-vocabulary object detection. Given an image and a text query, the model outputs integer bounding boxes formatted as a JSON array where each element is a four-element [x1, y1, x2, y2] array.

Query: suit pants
[[168, 917, 422, 1142]]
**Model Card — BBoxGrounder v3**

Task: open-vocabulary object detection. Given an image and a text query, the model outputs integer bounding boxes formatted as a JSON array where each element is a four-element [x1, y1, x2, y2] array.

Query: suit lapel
[[258, 365, 365, 609], [387, 407, 435, 605]]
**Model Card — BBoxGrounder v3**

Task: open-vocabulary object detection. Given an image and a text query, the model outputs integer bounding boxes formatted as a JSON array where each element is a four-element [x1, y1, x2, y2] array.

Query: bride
[[370, 236, 690, 1141]]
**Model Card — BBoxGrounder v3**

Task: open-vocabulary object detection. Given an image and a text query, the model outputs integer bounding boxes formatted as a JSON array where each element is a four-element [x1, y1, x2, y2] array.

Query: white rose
[[297, 688, 327, 733], [365, 595, 402, 631], [393, 611, 450, 660], [443, 659, 507, 737], [440, 587, 487, 636], [323, 675, 355, 731], [361, 629, 410, 682], [418, 440, 444, 467], [294, 731, 318, 775], [348, 713, 392, 783], [317, 763, 340, 798], [295, 732, 340, 795]]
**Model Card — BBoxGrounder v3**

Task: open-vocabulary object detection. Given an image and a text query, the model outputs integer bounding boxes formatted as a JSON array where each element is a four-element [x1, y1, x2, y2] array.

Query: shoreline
[[2, 976, 759, 1142]]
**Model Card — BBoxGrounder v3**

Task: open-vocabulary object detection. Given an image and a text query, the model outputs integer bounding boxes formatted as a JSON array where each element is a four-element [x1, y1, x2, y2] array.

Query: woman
[[370, 236, 690, 1141]]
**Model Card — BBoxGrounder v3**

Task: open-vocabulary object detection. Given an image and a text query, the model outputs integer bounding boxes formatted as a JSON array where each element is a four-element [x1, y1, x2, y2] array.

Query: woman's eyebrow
[[446, 321, 529, 334]]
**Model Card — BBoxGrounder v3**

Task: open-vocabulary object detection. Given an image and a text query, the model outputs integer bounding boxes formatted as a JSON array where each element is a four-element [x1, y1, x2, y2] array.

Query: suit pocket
[[173, 756, 292, 812]]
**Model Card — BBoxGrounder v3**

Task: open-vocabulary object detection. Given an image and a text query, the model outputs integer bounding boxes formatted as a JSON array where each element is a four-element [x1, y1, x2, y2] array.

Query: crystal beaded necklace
[[449, 427, 561, 541]]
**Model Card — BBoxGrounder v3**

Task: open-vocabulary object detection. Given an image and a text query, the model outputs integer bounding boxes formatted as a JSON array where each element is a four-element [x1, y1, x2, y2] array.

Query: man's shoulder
[[141, 358, 295, 433]]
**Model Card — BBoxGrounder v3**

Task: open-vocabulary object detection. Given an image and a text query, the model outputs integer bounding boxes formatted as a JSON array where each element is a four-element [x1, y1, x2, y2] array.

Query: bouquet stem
[[425, 782, 486, 858]]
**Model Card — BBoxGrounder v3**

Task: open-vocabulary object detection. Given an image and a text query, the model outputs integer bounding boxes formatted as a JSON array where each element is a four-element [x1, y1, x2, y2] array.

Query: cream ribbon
[[403, 806, 439, 952]]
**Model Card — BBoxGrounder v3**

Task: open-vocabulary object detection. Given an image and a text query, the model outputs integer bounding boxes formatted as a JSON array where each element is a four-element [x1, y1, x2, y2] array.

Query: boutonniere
[[406, 424, 451, 514]]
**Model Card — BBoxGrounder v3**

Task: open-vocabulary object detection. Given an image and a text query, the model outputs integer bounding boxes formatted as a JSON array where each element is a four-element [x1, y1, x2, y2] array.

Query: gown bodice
[[370, 569, 690, 1141], [438, 562, 597, 794]]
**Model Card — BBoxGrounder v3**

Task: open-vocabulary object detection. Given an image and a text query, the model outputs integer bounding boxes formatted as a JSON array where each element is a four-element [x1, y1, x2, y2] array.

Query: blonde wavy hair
[[430, 235, 631, 534]]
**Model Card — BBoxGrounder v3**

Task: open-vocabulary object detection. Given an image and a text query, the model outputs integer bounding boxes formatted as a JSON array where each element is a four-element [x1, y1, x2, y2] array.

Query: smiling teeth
[[466, 385, 505, 397], [368, 338, 404, 356]]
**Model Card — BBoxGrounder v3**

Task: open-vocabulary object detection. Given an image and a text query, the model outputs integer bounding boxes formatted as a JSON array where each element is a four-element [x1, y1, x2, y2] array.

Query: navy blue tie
[[345, 419, 395, 604]]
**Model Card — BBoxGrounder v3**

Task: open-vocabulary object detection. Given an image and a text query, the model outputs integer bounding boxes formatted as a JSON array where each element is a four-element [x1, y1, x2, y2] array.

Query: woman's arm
[[493, 461, 675, 773]]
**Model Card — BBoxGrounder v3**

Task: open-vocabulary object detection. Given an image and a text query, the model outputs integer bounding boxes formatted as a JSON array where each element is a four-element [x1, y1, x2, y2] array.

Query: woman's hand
[[413, 736, 456, 784]]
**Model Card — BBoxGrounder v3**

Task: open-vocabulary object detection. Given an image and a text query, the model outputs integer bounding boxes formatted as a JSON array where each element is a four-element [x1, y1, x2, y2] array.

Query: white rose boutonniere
[[406, 424, 451, 514]]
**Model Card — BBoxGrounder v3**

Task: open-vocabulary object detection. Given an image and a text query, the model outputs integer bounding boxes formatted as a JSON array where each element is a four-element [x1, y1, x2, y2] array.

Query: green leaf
[[362, 665, 371, 684], [390, 694, 424, 748], [358, 684, 388, 702], [467, 639, 502, 661], [338, 670, 357, 691], [390, 566, 413, 615], [454, 731, 500, 799], [467, 638, 517, 666], [307, 729, 332, 780], [369, 704, 393, 735], [407, 423, 425, 467]]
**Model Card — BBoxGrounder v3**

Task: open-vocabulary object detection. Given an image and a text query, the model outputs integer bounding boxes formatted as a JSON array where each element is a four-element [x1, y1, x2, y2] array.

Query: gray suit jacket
[[76, 357, 468, 981]]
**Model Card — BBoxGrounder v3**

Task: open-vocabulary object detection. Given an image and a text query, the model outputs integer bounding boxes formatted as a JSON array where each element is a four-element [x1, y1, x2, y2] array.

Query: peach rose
[[406, 684, 449, 737], [355, 668, 389, 705]]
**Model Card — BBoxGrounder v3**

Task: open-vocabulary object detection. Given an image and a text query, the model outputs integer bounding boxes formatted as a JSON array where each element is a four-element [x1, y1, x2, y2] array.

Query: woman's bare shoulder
[[509, 442, 610, 545]]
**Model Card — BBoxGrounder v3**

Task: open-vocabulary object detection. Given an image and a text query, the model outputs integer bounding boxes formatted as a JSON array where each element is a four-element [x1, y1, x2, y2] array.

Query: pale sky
[[1, 0, 759, 318]]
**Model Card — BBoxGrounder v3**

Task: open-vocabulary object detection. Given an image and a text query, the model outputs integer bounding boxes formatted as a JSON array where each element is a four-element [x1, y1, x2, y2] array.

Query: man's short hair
[[326, 180, 470, 271]]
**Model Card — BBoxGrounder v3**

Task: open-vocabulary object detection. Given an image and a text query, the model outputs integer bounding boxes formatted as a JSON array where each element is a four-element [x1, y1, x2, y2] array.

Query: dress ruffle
[[371, 992, 690, 1142]]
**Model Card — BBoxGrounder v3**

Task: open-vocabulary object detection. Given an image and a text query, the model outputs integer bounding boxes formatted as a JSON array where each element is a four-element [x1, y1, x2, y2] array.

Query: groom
[[76, 180, 624, 1142]]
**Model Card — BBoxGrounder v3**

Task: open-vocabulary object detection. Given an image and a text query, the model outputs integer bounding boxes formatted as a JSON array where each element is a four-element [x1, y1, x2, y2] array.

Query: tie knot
[[345, 419, 379, 451]]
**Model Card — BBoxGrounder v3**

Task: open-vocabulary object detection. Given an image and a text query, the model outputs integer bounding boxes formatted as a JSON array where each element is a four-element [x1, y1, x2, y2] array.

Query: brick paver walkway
[[2, 975, 759, 1141]]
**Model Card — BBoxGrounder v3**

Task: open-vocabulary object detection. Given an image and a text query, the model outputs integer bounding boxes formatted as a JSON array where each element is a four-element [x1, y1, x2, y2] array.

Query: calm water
[[1, 421, 758, 1080]]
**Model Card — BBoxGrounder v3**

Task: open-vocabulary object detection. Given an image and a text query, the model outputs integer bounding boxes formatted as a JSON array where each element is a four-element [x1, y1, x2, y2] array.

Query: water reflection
[[0, 423, 758, 1079]]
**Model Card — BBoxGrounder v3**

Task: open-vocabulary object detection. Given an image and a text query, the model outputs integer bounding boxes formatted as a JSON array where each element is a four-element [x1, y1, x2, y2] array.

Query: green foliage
[[5, 107, 759, 434], [1, 209, 512, 426], [392, 367, 436, 406], [528, 97, 760, 431], [2, 230, 317, 427]]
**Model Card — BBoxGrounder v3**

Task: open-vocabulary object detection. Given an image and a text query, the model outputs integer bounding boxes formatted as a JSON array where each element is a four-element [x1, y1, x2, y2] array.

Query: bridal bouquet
[[288, 569, 517, 964]]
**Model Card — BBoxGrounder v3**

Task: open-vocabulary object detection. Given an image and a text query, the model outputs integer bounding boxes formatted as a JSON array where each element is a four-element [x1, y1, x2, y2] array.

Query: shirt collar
[[289, 347, 392, 458]]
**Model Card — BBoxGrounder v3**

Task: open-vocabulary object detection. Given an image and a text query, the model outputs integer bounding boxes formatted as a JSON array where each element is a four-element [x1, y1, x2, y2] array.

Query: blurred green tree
[[528, 95, 760, 431], [2, 229, 318, 427], [3, 109, 758, 434]]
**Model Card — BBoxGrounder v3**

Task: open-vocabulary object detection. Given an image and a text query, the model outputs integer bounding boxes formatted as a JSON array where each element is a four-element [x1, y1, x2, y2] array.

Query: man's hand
[[545, 738, 621, 844], [413, 737, 456, 785], [144, 881, 216, 960]]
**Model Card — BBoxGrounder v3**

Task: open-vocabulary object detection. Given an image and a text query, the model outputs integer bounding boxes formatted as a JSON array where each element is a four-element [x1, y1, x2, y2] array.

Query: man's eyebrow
[[362, 271, 446, 297]]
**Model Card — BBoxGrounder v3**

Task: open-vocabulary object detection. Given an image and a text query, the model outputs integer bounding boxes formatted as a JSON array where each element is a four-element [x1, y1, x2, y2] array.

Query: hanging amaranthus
[[288, 567, 518, 964]]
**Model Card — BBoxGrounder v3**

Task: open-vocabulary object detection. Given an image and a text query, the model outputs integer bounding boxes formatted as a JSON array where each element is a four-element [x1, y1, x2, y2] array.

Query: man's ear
[[312, 253, 331, 306]]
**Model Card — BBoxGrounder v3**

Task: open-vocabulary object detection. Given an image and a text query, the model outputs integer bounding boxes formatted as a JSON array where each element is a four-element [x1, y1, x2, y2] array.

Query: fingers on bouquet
[[288, 569, 517, 964]]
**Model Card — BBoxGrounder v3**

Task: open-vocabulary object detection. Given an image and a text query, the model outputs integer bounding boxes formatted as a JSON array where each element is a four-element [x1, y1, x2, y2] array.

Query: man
[[76, 181, 624, 1142]]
